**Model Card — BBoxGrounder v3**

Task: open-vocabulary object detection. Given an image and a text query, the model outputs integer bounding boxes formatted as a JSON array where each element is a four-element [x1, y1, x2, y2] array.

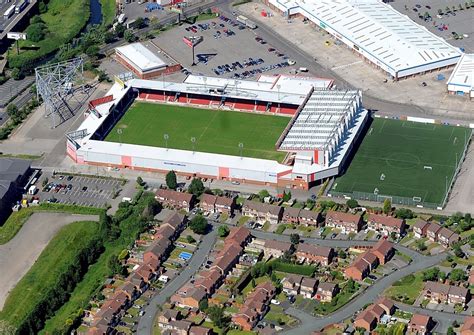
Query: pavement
[[136, 225, 218, 335], [0, 212, 99, 310]]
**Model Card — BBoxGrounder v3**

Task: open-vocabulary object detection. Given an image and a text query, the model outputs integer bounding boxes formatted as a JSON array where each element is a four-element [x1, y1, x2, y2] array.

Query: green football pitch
[[332, 118, 471, 205], [105, 102, 290, 161]]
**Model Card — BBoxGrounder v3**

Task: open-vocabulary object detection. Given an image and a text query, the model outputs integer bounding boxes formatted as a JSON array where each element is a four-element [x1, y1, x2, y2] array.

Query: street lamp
[[164, 133, 169, 150], [117, 128, 123, 145], [191, 137, 196, 153], [239, 142, 244, 159]]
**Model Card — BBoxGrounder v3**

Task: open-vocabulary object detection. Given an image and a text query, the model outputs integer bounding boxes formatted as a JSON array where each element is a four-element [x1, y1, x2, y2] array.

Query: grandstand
[[66, 74, 368, 190]]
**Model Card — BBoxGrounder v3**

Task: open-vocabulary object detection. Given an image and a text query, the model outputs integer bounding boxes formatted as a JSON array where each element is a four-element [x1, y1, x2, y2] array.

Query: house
[[413, 219, 429, 238], [407, 314, 433, 335], [354, 304, 385, 331], [200, 193, 217, 213], [242, 200, 283, 224], [144, 239, 171, 264], [300, 277, 318, 298], [155, 189, 195, 211], [299, 209, 321, 226], [281, 274, 303, 295], [461, 316, 474, 335], [154, 224, 176, 242], [227, 226, 252, 247], [423, 281, 471, 306], [359, 251, 379, 271], [282, 207, 301, 224], [325, 211, 363, 233], [189, 325, 212, 335], [232, 282, 276, 331], [437, 227, 460, 247], [262, 239, 293, 258], [295, 243, 334, 266], [371, 239, 395, 265], [315, 282, 339, 302], [212, 242, 242, 274], [376, 297, 396, 316], [215, 196, 235, 215], [367, 214, 406, 238], [194, 269, 222, 294], [169, 320, 193, 335], [171, 286, 207, 309], [426, 222, 442, 242], [157, 309, 181, 330], [345, 258, 370, 281], [162, 212, 186, 233]]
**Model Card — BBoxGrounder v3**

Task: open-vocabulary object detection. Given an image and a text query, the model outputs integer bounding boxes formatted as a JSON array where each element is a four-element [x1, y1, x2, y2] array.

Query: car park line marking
[[331, 60, 363, 70]]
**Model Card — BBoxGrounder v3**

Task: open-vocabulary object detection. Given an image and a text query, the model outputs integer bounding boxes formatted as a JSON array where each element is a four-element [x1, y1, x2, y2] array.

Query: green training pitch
[[105, 102, 290, 161], [331, 118, 471, 205]]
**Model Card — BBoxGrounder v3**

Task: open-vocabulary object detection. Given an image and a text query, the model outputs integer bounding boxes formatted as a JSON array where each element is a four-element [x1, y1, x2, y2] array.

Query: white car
[[287, 59, 296, 65], [270, 299, 280, 305]]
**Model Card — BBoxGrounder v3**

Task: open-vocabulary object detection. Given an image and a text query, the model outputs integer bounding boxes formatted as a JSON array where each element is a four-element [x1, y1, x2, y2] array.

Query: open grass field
[[331, 118, 471, 206], [105, 102, 289, 161], [0, 221, 99, 330]]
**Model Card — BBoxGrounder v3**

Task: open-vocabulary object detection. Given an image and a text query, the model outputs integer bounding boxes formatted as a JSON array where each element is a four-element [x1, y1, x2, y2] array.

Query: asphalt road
[[136, 225, 218, 335], [280, 250, 447, 335]]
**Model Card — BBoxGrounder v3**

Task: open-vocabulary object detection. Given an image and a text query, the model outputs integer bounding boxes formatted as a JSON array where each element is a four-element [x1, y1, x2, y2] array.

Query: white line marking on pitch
[[331, 60, 363, 70]]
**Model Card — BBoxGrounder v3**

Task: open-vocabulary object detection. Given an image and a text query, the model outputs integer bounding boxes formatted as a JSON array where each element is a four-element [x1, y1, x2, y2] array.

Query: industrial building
[[115, 42, 182, 79], [447, 54, 473, 99], [266, 0, 462, 80], [0, 158, 32, 224], [66, 74, 367, 190]]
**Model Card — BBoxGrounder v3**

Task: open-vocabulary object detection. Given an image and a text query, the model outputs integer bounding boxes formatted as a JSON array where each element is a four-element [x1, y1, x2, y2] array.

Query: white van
[[299, 67, 308, 72]]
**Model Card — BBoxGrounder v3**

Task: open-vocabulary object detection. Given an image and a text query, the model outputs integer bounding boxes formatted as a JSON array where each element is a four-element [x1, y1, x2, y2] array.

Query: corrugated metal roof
[[447, 53, 473, 89], [115, 42, 167, 72]]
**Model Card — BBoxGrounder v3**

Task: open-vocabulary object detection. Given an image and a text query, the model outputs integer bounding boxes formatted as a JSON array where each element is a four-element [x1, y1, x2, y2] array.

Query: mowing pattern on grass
[[105, 102, 289, 162], [331, 118, 471, 205]]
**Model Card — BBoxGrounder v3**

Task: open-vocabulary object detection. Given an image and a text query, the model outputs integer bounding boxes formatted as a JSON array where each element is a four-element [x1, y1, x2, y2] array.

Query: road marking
[[331, 60, 363, 70]]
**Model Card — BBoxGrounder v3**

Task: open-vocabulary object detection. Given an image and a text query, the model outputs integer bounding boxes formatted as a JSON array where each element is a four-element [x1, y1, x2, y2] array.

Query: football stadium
[[66, 73, 369, 190], [330, 118, 472, 208]]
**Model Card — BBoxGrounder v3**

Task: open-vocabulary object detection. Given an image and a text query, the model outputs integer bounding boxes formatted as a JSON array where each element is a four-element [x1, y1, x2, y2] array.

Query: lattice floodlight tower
[[35, 57, 85, 128]]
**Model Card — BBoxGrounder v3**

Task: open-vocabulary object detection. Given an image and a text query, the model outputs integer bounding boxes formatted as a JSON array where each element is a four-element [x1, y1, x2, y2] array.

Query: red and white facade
[[66, 74, 367, 190]]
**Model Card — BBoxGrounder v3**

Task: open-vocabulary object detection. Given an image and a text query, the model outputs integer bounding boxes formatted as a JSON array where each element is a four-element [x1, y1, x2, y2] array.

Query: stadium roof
[[447, 53, 473, 90], [279, 89, 361, 151], [271, 0, 461, 76], [115, 42, 167, 72]]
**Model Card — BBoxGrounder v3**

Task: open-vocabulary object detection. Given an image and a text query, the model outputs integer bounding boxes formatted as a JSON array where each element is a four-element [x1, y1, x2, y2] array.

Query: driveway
[[137, 225, 218, 335], [0, 212, 99, 309]]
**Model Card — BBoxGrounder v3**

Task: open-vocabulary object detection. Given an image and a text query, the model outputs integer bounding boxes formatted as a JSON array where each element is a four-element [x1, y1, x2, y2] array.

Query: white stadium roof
[[115, 42, 167, 72], [271, 0, 461, 77], [279, 89, 361, 151], [447, 54, 473, 92]]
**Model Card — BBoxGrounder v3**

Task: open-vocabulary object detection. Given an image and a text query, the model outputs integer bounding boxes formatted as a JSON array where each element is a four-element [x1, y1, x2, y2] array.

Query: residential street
[[136, 225, 218, 335]]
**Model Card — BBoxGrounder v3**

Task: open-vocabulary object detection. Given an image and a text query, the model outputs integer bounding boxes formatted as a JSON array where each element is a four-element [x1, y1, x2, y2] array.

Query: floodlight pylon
[[35, 57, 85, 128]]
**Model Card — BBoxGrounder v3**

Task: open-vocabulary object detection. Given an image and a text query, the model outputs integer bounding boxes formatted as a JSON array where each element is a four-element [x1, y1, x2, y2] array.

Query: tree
[[189, 215, 208, 234], [97, 70, 109, 82], [124, 29, 137, 43], [166, 170, 177, 190], [290, 233, 300, 245], [346, 278, 357, 293], [186, 235, 196, 244], [395, 208, 414, 219], [26, 23, 46, 42], [85, 45, 100, 59], [464, 213, 472, 224], [281, 250, 294, 262], [135, 17, 146, 29], [338, 249, 347, 259], [383, 198, 392, 214], [11, 68, 22, 80], [217, 225, 230, 237], [258, 189, 270, 200], [449, 269, 467, 282], [453, 244, 465, 258], [115, 23, 125, 38], [104, 31, 115, 44], [416, 239, 427, 251], [6, 104, 19, 120], [136, 176, 144, 187], [346, 199, 358, 209], [422, 267, 442, 282], [108, 254, 125, 276], [447, 327, 455, 335], [282, 190, 292, 202], [188, 178, 205, 196], [206, 305, 230, 329], [199, 298, 208, 311]]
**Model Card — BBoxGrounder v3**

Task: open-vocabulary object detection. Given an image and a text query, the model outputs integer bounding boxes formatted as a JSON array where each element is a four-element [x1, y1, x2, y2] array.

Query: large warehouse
[[266, 0, 462, 80], [66, 74, 368, 190], [447, 54, 473, 99]]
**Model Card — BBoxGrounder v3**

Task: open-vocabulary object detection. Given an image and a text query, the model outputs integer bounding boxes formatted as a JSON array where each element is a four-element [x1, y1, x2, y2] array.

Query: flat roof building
[[267, 0, 461, 79], [447, 54, 473, 99], [115, 42, 181, 79]]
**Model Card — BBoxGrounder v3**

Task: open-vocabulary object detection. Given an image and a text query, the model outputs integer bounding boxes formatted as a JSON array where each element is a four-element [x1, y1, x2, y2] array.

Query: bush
[[166, 170, 177, 190], [217, 225, 230, 237], [10, 68, 22, 80], [346, 199, 358, 208], [189, 215, 208, 234], [26, 23, 47, 42]]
